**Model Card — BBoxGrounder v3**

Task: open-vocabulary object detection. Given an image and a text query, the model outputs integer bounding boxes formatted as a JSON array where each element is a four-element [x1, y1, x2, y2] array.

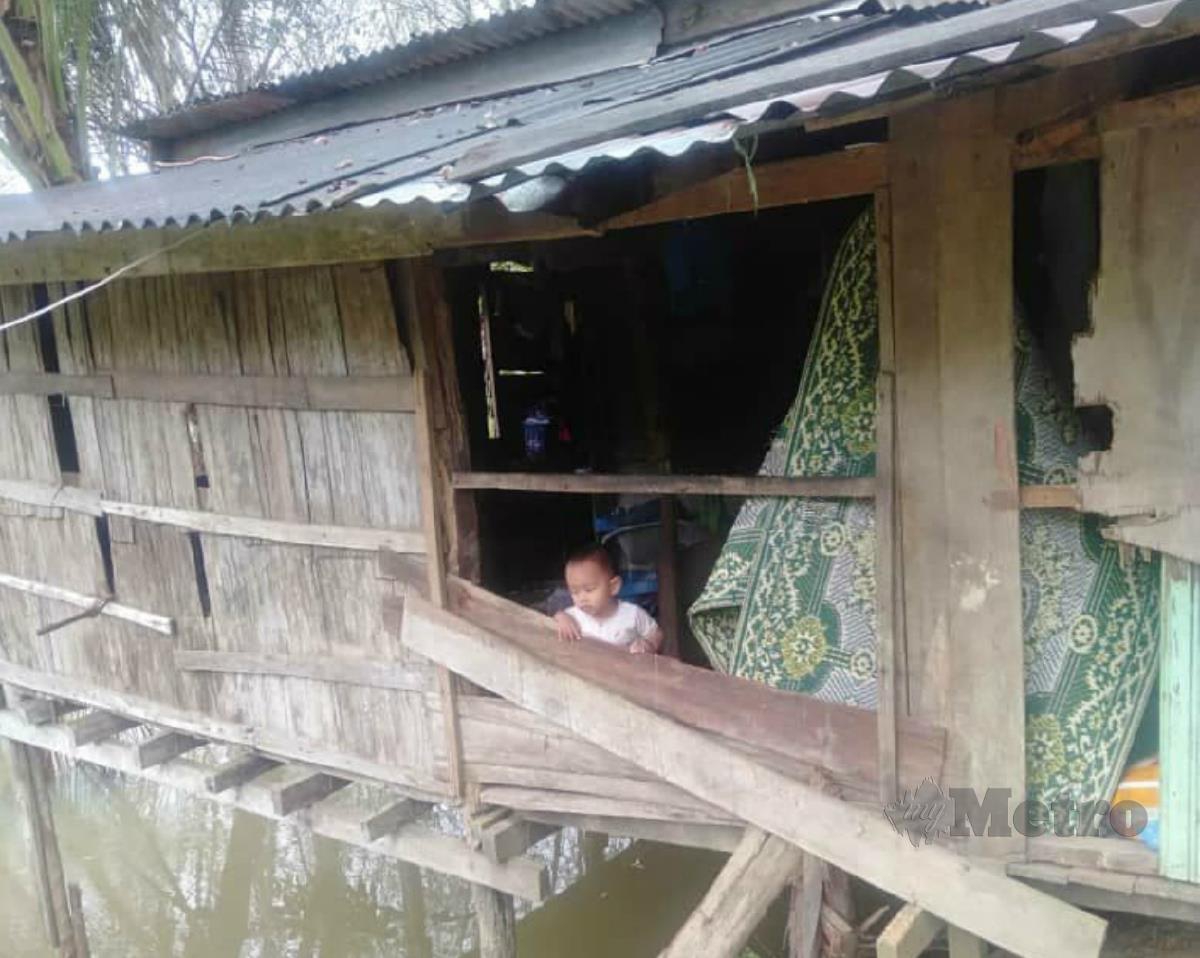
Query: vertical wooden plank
[[948, 926, 989, 958], [657, 496, 680, 658], [1161, 556, 1200, 883], [875, 187, 900, 805], [6, 738, 73, 950], [471, 882, 517, 958], [891, 92, 1024, 858], [415, 351, 465, 801], [399, 258, 481, 582]]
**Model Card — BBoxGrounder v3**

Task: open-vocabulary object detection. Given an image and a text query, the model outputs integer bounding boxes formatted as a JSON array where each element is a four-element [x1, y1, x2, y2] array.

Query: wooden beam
[[660, 827, 804, 958], [174, 650, 430, 693], [453, 471, 875, 499], [66, 711, 140, 747], [270, 769, 351, 816], [0, 661, 445, 798], [362, 798, 430, 843], [0, 571, 174, 636], [398, 596, 1107, 958], [1026, 835, 1157, 875], [1104, 510, 1200, 566], [206, 752, 280, 793], [0, 371, 113, 398], [0, 370, 416, 412], [948, 927, 989, 958], [453, 474, 1074, 507], [0, 707, 548, 901], [520, 810, 743, 853], [1101, 85, 1200, 133], [1009, 862, 1200, 925], [0, 204, 593, 285], [136, 730, 204, 769], [1018, 484, 1080, 510], [477, 784, 735, 826], [15, 697, 83, 727], [0, 477, 426, 554], [418, 576, 948, 803], [876, 904, 945, 958], [602, 145, 888, 233], [477, 812, 557, 865]]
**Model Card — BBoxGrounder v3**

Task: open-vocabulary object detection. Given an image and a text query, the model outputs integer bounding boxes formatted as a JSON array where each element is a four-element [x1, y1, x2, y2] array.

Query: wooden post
[[471, 882, 517, 958], [1161, 556, 1200, 883], [874, 185, 901, 805], [891, 92, 1025, 858], [947, 926, 989, 958], [400, 258, 518, 956], [399, 257, 481, 583], [399, 863, 434, 958], [658, 495, 680, 658], [68, 884, 92, 958], [660, 827, 803, 958], [7, 737, 74, 952], [876, 904, 945, 958]]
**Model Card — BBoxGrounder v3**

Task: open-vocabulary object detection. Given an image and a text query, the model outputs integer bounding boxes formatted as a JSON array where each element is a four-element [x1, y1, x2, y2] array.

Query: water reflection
[[0, 749, 730, 958]]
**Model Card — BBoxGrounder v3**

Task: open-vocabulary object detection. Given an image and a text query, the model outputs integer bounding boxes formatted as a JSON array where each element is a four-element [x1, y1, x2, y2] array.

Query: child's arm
[[629, 626, 663, 655], [628, 607, 663, 655], [553, 611, 583, 642]]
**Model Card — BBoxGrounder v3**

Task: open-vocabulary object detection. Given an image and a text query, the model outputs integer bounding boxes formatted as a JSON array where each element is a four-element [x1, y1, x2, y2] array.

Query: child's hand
[[628, 638, 657, 655], [553, 612, 582, 642]]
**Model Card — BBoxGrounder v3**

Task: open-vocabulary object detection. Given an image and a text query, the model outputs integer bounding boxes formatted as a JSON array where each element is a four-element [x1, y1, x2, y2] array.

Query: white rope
[[0, 228, 207, 336]]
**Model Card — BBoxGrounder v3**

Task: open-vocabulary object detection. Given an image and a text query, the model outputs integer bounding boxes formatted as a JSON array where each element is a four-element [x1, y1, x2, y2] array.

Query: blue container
[[523, 409, 551, 461]]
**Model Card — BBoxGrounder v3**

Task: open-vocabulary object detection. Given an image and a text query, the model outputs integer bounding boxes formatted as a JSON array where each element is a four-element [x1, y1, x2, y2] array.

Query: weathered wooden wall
[[0, 264, 444, 794]]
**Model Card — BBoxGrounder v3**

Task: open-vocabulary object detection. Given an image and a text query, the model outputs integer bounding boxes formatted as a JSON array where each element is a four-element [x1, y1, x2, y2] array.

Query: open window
[[442, 194, 873, 668]]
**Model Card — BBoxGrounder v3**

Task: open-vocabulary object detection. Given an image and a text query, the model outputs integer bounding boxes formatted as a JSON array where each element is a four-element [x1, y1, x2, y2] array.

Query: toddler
[[552, 543, 663, 655]]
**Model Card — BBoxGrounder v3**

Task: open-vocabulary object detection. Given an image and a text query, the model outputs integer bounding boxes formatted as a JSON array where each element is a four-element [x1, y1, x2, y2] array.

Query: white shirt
[[565, 601, 658, 648]]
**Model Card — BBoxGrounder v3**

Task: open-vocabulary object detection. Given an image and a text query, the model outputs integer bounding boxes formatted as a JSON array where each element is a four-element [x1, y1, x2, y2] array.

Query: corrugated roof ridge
[[127, 0, 651, 137]]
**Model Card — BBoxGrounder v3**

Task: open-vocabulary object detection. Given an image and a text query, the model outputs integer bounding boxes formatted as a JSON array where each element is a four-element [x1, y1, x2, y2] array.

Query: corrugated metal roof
[[128, 0, 652, 140], [0, 0, 1195, 243]]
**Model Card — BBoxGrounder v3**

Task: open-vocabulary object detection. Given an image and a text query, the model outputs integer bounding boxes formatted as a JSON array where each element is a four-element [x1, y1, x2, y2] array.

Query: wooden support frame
[[174, 650, 430, 692], [0, 571, 174, 636], [874, 185, 901, 805], [269, 768, 351, 816], [0, 370, 416, 413], [206, 752, 280, 793], [0, 706, 548, 901], [1009, 861, 1200, 925], [0, 477, 426, 555], [0, 661, 446, 798], [452, 471, 874, 499], [876, 904, 944, 958], [399, 595, 1107, 958], [362, 799, 430, 843], [660, 827, 804, 958], [66, 711, 140, 747], [601, 144, 888, 233], [136, 730, 204, 769]]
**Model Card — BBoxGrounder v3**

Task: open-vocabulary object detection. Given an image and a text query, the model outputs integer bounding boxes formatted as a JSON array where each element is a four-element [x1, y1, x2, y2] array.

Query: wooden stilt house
[[2, 1, 1200, 955]]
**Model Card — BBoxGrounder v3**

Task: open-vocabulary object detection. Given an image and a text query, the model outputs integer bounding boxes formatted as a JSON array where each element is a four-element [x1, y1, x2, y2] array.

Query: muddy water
[[0, 750, 736, 958]]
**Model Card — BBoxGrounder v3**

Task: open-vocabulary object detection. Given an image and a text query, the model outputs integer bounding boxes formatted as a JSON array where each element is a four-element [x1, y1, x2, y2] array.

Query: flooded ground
[[5, 747, 1200, 957], [0, 747, 737, 958]]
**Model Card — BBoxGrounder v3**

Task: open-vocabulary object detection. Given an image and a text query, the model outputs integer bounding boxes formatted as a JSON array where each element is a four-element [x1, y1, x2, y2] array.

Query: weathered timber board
[[1076, 120, 1200, 515], [399, 596, 1106, 958]]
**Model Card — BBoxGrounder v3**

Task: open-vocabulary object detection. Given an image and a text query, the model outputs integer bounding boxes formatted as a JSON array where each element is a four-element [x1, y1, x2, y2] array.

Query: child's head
[[564, 543, 621, 617]]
